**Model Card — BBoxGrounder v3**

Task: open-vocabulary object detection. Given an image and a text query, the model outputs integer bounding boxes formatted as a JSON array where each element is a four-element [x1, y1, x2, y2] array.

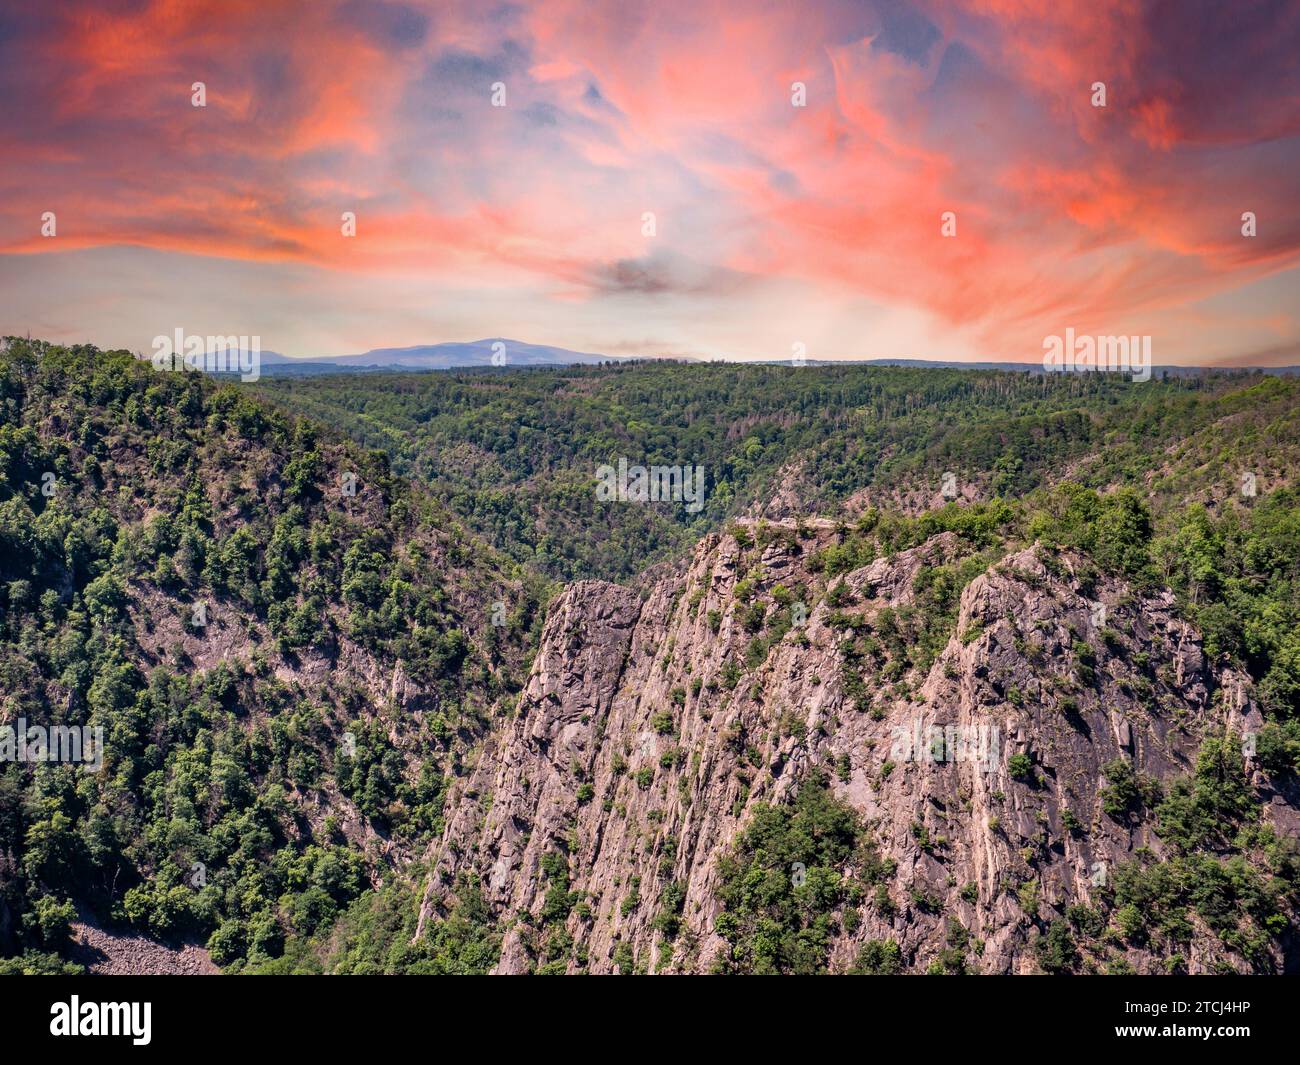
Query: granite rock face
[[420, 522, 1282, 974]]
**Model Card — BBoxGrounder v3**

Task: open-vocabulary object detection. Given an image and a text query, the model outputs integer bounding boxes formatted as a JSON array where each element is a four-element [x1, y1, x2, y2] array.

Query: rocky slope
[[418, 520, 1295, 974], [68, 919, 219, 975]]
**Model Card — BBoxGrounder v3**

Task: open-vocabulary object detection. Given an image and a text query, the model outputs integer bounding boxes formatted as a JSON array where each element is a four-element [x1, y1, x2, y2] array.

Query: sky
[[0, 0, 1297, 365]]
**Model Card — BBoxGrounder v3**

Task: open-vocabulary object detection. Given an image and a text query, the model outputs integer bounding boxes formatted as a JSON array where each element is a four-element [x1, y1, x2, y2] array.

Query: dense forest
[[0, 339, 544, 973], [257, 361, 1300, 728], [254, 363, 1296, 581], [1, 340, 1298, 973]]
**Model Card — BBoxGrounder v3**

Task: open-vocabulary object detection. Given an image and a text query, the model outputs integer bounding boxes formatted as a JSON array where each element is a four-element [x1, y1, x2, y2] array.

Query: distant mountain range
[[214, 340, 1300, 377], [260, 339, 627, 373]]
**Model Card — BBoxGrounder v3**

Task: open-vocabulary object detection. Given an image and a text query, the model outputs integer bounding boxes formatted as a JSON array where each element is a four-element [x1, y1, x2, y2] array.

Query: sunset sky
[[0, 0, 1297, 364]]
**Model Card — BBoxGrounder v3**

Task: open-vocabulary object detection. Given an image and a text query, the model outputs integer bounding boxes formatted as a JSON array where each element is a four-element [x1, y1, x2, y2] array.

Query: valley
[[1, 338, 1298, 975]]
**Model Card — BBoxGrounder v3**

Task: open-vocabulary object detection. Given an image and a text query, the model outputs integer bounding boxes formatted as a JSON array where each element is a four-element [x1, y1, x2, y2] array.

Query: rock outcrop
[[419, 521, 1286, 974]]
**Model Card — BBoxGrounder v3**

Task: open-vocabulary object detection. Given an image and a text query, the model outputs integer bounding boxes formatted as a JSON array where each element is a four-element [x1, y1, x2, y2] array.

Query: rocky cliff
[[419, 519, 1294, 974]]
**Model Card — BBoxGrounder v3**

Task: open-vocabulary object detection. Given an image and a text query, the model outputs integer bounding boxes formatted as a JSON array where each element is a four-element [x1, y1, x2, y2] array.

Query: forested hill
[[252, 362, 1300, 582], [0, 338, 544, 973]]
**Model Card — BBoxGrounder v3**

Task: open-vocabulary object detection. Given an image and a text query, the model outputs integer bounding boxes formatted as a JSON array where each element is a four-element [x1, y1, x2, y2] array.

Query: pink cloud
[[0, 0, 1295, 360]]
